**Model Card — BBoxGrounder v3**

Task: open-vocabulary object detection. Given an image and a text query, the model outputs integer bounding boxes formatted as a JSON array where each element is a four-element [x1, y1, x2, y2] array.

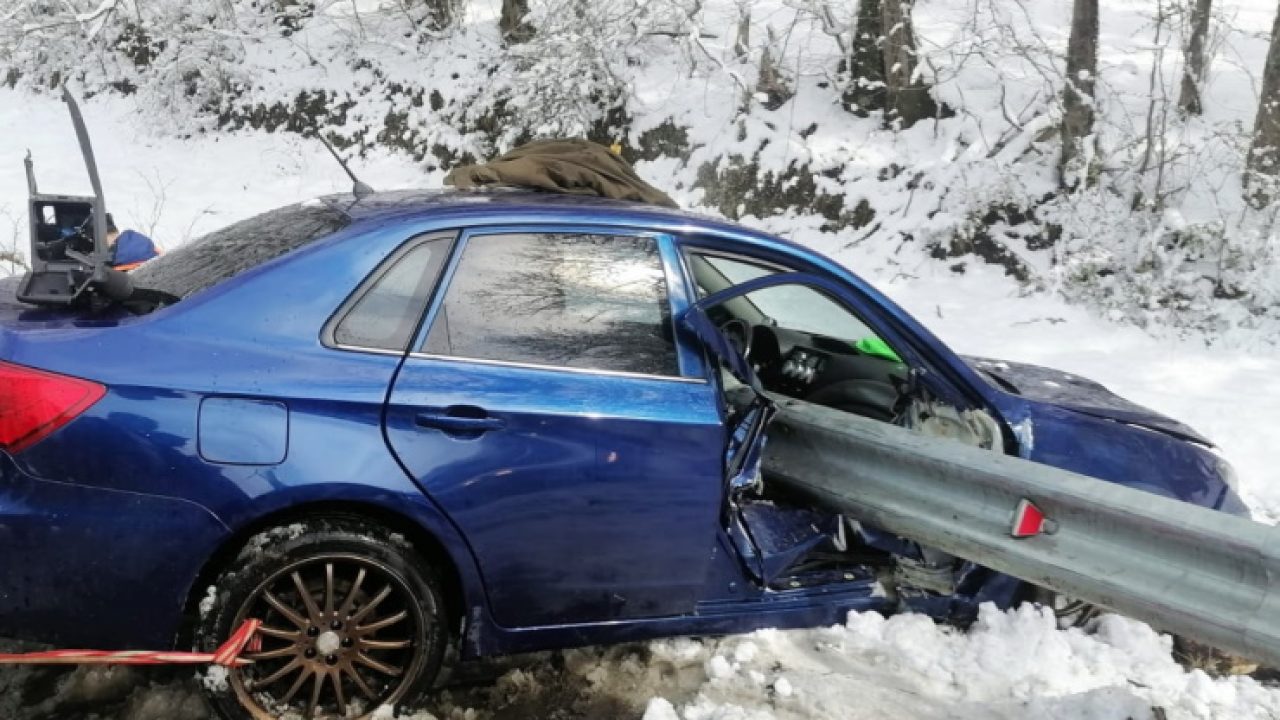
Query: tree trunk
[[841, 0, 886, 116], [757, 27, 794, 110], [1245, 1, 1280, 200], [414, 0, 458, 31], [841, 0, 939, 126], [734, 3, 750, 60], [1179, 0, 1213, 114], [500, 0, 532, 44], [1059, 0, 1099, 188], [880, 0, 936, 126]]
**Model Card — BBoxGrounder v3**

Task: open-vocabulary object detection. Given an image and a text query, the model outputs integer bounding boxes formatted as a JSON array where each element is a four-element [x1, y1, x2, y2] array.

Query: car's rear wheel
[[197, 518, 447, 720]]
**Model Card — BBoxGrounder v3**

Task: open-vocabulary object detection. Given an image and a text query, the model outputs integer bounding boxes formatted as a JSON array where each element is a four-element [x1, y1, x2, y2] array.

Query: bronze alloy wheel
[[230, 554, 426, 720]]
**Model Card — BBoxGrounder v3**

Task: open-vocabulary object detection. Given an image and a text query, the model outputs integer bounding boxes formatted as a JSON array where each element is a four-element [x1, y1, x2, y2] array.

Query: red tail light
[[0, 361, 105, 453]]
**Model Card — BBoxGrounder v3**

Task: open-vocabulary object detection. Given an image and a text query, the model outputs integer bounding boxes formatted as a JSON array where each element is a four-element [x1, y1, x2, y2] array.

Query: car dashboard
[[748, 325, 910, 422]]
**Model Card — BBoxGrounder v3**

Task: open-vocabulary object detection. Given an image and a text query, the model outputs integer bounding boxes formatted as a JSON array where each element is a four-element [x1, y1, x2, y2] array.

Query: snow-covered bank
[[0, 89, 445, 268], [3, 83, 1280, 718], [8, 0, 1280, 337]]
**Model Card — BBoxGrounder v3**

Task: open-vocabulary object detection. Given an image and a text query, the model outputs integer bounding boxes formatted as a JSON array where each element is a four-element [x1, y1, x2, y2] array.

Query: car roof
[[318, 187, 797, 250], [323, 187, 694, 222]]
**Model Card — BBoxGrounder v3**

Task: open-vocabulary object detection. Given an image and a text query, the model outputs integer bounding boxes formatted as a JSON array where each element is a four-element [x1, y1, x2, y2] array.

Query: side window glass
[[423, 233, 679, 376], [331, 236, 451, 351], [689, 254, 877, 343]]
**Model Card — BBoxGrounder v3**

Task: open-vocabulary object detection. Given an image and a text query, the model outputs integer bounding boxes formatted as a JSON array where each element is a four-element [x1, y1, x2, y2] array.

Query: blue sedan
[[0, 189, 1245, 719]]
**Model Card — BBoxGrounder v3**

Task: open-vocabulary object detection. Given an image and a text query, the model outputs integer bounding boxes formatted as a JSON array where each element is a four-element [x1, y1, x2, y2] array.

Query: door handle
[[414, 410, 505, 434]]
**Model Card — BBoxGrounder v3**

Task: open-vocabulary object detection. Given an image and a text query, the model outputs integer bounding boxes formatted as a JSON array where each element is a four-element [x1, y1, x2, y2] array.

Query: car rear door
[[383, 227, 724, 628]]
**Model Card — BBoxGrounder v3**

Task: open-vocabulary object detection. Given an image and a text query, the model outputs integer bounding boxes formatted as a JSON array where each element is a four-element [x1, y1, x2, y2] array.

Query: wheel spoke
[[246, 644, 298, 661], [257, 624, 302, 641], [292, 571, 323, 623], [305, 670, 326, 719], [349, 585, 392, 625], [253, 657, 303, 688], [338, 568, 366, 618], [331, 668, 348, 716], [323, 562, 336, 616], [358, 609, 407, 634], [264, 591, 309, 629], [343, 664, 379, 700], [355, 652, 404, 678], [280, 667, 311, 704], [360, 637, 411, 651]]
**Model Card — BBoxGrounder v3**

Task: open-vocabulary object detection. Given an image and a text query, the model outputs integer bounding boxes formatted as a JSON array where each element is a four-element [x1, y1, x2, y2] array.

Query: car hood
[[963, 356, 1212, 446]]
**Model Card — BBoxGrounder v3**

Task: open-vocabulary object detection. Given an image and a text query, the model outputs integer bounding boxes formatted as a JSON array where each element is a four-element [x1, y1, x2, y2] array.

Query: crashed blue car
[[0, 189, 1246, 720]]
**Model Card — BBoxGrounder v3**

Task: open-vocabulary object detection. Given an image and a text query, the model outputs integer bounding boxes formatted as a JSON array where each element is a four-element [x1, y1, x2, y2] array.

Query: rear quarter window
[[328, 234, 453, 351], [130, 202, 350, 299]]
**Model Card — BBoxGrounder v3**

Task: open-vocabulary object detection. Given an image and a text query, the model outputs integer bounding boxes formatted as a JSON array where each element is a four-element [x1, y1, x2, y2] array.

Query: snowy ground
[[3, 88, 1280, 719]]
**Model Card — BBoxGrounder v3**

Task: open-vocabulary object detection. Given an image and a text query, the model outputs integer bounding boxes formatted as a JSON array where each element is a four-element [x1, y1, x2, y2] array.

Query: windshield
[[131, 202, 350, 300]]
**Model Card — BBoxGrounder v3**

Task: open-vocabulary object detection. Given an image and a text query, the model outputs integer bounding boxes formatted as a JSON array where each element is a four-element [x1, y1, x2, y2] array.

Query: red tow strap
[[0, 619, 262, 667]]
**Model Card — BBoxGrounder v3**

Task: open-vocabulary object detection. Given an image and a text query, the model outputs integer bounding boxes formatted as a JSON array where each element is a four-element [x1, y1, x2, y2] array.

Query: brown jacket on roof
[[444, 139, 678, 208]]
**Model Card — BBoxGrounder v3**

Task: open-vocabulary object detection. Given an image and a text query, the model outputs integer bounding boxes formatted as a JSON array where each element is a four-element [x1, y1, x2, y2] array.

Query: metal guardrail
[[761, 395, 1280, 667]]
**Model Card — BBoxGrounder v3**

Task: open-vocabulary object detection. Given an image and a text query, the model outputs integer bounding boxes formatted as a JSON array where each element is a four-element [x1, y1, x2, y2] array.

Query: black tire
[[196, 518, 448, 720]]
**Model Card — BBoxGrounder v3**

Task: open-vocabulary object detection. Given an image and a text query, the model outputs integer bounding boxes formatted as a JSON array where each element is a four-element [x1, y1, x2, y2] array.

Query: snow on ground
[[0, 88, 445, 273], [8, 606, 1280, 720], [3, 88, 1280, 718]]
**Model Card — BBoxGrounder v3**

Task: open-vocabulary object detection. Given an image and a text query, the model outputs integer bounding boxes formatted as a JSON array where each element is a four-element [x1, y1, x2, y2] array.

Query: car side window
[[422, 232, 679, 377], [689, 253, 878, 343], [330, 235, 452, 351]]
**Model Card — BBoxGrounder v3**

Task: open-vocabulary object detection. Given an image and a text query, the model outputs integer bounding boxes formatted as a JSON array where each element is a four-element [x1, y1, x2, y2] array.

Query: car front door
[[383, 228, 724, 628]]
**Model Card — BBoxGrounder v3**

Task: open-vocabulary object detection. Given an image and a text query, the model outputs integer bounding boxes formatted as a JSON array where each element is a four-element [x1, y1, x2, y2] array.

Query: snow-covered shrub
[[1044, 187, 1280, 337], [1, 0, 1278, 342], [467, 0, 704, 147]]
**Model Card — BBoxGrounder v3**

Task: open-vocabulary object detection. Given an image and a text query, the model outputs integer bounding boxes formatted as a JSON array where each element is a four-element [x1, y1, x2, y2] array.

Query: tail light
[[0, 361, 105, 453]]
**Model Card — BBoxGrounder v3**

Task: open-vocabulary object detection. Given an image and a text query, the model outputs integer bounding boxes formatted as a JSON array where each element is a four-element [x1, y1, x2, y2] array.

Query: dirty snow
[[290, 606, 1280, 720], [198, 585, 219, 619], [200, 665, 230, 694]]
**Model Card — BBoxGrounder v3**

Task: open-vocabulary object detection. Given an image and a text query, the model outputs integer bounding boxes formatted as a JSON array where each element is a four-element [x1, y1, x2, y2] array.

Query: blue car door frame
[[383, 226, 726, 628]]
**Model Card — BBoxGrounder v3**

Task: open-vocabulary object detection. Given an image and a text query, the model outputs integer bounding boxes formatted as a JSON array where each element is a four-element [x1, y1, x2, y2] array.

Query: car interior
[[686, 252, 911, 423], [685, 250, 996, 602]]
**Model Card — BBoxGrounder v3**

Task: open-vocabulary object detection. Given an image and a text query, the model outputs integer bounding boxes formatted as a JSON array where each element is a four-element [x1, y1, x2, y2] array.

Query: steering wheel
[[721, 319, 753, 363]]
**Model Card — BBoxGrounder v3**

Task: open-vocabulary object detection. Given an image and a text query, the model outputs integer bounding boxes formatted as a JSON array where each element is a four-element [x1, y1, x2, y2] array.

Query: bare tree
[[1134, 0, 1173, 209], [500, 0, 533, 43], [0, 207, 27, 277], [401, 0, 460, 32], [1245, 0, 1280, 200], [839, 0, 937, 126], [1059, 0, 1099, 188], [733, 1, 750, 60], [880, 0, 937, 126], [1179, 0, 1213, 114], [756, 26, 793, 110], [841, 0, 886, 116]]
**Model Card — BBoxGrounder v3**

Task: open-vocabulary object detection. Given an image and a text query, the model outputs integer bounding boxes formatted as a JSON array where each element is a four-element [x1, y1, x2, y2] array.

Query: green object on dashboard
[[854, 336, 903, 364]]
